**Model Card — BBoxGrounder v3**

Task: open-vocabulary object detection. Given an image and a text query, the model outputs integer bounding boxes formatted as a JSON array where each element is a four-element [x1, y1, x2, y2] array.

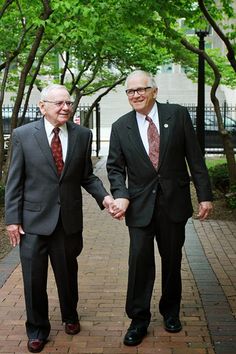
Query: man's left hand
[[103, 195, 114, 213], [197, 201, 213, 221]]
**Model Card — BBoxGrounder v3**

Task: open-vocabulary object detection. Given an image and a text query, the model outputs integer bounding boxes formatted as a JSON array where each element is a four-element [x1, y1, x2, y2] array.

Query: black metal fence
[[184, 102, 236, 153], [2, 102, 236, 155], [2, 104, 101, 156]]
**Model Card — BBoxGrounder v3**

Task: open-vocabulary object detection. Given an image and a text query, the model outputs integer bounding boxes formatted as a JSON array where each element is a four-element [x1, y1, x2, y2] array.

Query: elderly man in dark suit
[[5, 84, 114, 353], [106, 70, 213, 346]]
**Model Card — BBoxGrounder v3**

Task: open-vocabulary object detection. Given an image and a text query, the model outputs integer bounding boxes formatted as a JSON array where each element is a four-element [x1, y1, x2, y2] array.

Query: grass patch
[[205, 157, 226, 169]]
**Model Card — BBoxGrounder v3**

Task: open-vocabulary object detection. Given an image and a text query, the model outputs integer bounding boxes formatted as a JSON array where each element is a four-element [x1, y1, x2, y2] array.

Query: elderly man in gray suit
[[5, 84, 114, 353], [107, 70, 213, 346]]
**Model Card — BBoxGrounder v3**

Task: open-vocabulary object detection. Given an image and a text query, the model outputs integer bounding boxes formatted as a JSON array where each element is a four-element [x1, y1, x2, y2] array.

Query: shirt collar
[[44, 118, 67, 137], [136, 102, 158, 125]]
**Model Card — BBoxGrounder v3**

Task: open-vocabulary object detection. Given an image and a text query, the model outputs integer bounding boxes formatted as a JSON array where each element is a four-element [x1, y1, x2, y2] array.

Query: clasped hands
[[103, 196, 129, 220]]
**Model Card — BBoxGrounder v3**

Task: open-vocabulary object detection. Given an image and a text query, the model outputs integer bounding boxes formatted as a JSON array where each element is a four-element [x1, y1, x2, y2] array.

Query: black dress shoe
[[27, 339, 46, 353], [65, 321, 80, 335], [123, 326, 147, 346], [164, 316, 182, 333]]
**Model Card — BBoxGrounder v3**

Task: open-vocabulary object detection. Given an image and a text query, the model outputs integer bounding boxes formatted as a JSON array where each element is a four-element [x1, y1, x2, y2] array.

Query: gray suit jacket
[[107, 102, 213, 226], [5, 118, 108, 235]]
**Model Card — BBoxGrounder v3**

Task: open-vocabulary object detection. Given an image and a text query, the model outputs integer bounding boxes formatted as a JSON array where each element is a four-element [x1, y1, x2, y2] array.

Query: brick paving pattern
[[0, 158, 235, 354]]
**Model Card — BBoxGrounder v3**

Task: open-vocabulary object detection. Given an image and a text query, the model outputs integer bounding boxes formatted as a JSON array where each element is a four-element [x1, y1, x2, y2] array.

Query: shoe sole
[[164, 326, 182, 333], [123, 338, 143, 346], [123, 332, 147, 346], [27, 341, 46, 353]]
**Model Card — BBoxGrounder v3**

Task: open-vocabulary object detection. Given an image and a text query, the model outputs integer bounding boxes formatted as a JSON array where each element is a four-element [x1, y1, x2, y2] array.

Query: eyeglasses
[[43, 100, 74, 108], [125, 87, 152, 97]]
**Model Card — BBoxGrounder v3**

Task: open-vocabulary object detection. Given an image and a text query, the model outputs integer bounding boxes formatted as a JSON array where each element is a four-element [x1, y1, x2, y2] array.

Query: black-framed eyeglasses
[[43, 100, 74, 108], [125, 87, 152, 97]]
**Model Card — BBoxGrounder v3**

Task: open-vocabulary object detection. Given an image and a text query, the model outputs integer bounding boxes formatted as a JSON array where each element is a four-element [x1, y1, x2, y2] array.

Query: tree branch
[[181, 36, 236, 184], [181, 38, 222, 124], [70, 57, 98, 94], [60, 51, 70, 85], [0, 0, 15, 19], [10, 0, 53, 130], [83, 76, 126, 126], [0, 57, 11, 180], [198, 0, 236, 72], [0, 23, 34, 72], [20, 41, 58, 125]]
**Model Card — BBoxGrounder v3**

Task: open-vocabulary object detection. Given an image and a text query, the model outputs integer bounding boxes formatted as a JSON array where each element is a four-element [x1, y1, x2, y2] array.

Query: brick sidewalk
[[0, 158, 235, 354]]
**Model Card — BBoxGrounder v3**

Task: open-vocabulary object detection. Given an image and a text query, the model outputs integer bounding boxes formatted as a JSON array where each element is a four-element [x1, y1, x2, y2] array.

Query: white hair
[[125, 70, 157, 88], [40, 84, 70, 100]]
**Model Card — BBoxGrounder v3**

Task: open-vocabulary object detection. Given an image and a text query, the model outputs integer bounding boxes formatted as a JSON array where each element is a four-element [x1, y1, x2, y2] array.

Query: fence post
[[223, 100, 227, 127], [95, 103, 101, 157]]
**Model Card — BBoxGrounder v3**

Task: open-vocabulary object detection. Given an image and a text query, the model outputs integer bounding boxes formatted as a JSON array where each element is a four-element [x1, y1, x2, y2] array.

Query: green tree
[[0, 0, 53, 181], [115, 0, 236, 186], [0, 0, 170, 182], [172, 0, 236, 186], [1, 0, 235, 187]]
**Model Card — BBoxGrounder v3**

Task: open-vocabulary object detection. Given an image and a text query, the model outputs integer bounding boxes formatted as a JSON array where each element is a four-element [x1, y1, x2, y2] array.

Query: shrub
[[225, 185, 236, 209], [208, 163, 236, 209], [208, 163, 229, 193]]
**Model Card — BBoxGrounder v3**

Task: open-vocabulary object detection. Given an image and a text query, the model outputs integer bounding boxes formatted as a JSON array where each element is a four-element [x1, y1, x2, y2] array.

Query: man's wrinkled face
[[39, 88, 73, 127], [126, 74, 157, 115]]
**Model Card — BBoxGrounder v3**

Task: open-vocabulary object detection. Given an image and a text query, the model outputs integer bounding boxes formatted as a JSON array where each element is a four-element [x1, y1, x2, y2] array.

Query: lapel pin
[[164, 124, 168, 128]]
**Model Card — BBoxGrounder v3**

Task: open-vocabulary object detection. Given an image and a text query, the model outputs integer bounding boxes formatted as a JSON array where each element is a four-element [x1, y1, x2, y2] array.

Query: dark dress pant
[[20, 218, 83, 340], [126, 191, 187, 328]]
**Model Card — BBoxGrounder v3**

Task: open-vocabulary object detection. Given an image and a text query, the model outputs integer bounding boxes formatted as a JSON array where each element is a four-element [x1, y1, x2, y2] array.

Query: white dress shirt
[[44, 118, 68, 162], [136, 103, 160, 154]]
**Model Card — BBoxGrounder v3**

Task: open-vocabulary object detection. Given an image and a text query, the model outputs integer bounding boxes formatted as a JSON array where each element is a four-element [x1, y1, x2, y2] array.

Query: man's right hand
[[111, 198, 130, 220], [6, 224, 25, 247]]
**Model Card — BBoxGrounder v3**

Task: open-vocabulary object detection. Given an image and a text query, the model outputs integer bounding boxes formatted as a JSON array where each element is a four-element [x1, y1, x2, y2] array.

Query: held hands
[[197, 201, 213, 221], [103, 196, 129, 220], [110, 198, 130, 220], [6, 224, 25, 247]]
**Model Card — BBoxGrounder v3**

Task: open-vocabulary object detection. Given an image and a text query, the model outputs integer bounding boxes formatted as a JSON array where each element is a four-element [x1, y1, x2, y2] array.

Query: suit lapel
[[126, 103, 174, 170], [33, 118, 58, 176], [61, 121, 77, 177], [33, 119, 79, 179], [126, 111, 150, 164], [157, 102, 173, 170]]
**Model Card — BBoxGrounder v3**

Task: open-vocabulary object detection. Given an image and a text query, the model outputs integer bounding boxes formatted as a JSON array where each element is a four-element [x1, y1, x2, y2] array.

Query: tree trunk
[[3, 0, 53, 182], [198, 0, 236, 72], [0, 58, 10, 182], [0, 118, 5, 182], [211, 93, 236, 186], [181, 38, 236, 187], [0, 0, 15, 19], [83, 77, 126, 127]]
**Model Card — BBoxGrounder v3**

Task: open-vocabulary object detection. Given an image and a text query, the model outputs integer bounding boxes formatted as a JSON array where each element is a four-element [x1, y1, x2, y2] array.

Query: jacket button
[[152, 190, 156, 194]]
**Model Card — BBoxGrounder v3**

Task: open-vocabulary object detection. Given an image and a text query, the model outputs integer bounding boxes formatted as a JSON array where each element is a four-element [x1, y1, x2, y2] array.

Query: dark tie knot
[[53, 127, 60, 135], [145, 116, 153, 124]]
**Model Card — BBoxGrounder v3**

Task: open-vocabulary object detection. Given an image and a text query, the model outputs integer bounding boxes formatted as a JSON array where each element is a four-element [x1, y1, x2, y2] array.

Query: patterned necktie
[[51, 127, 64, 175], [146, 116, 160, 169]]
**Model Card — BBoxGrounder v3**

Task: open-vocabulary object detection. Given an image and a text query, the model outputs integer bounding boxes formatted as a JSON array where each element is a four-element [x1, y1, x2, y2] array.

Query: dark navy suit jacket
[[107, 102, 212, 226]]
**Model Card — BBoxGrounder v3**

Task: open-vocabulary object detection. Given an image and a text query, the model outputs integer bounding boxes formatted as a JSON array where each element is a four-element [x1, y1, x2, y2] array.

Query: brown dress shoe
[[65, 321, 80, 335], [27, 339, 46, 353]]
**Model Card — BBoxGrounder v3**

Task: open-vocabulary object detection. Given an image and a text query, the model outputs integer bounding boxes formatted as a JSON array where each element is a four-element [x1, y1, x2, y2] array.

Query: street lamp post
[[195, 28, 209, 156]]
